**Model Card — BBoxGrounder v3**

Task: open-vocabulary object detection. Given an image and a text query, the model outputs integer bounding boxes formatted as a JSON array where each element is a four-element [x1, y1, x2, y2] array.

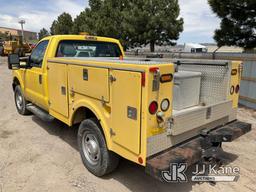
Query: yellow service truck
[[8, 35, 251, 181]]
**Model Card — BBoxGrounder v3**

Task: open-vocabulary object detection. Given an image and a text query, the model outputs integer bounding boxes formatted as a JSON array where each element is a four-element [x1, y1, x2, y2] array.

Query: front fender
[[12, 70, 25, 91]]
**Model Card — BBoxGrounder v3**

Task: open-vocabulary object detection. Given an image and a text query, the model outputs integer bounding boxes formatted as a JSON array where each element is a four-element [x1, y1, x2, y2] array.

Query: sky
[[0, 0, 220, 44]]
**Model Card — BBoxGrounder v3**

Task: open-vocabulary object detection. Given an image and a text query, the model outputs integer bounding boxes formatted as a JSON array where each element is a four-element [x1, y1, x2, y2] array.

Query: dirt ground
[[0, 56, 255, 192]]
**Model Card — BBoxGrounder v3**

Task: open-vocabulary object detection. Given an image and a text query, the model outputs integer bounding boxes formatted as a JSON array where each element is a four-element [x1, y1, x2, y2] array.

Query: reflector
[[160, 74, 173, 83], [149, 67, 159, 73]]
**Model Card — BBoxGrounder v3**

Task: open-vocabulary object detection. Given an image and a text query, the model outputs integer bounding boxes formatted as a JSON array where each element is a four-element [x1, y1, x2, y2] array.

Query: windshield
[[56, 40, 122, 58]]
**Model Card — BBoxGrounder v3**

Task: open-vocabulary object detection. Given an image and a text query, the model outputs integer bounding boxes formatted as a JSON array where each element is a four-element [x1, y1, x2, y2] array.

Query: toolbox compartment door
[[48, 63, 69, 117], [68, 65, 110, 102], [111, 70, 142, 155]]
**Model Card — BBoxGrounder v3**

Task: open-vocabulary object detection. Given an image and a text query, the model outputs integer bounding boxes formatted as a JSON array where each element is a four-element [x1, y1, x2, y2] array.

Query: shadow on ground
[[31, 115, 238, 192]]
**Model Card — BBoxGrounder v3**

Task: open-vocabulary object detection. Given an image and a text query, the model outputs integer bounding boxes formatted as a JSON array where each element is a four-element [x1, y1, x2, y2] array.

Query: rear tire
[[14, 85, 31, 115], [78, 118, 119, 177]]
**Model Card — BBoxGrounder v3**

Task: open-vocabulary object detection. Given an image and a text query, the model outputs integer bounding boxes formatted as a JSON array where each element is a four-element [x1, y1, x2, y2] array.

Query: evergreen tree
[[50, 12, 73, 35], [38, 28, 49, 40], [124, 0, 184, 52], [208, 0, 256, 49], [73, 0, 183, 51]]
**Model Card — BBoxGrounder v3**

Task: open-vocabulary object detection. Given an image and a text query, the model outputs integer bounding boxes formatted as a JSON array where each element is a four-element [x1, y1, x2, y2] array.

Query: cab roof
[[42, 35, 120, 44]]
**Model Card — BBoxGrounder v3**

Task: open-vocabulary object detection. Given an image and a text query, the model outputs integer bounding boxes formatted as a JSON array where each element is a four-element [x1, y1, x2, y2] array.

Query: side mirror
[[8, 54, 20, 70]]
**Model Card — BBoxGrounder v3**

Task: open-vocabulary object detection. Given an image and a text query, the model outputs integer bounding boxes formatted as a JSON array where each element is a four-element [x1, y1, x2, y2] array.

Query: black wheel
[[78, 118, 119, 177], [14, 85, 31, 115]]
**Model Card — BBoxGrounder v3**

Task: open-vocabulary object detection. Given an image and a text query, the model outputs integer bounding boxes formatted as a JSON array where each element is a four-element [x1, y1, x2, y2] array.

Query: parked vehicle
[[184, 43, 208, 53], [1, 36, 32, 56], [8, 35, 251, 181]]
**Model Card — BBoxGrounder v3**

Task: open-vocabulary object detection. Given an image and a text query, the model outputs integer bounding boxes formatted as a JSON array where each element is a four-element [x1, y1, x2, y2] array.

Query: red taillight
[[141, 72, 146, 87], [235, 85, 240, 93], [149, 101, 158, 114]]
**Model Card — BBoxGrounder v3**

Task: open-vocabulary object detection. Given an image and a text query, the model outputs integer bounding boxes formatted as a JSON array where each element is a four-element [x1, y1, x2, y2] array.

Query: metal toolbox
[[173, 70, 202, 110]]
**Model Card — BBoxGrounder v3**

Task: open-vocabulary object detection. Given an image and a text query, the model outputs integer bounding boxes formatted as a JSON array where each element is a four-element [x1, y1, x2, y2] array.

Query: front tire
[[14, 85, 31, 115], [78, 118, 119, 177]]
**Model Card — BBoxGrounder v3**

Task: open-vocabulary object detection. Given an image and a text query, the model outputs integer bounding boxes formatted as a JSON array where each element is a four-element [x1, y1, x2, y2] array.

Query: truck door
[[111, 70, 142, 155], [25, 40, 49, 110]]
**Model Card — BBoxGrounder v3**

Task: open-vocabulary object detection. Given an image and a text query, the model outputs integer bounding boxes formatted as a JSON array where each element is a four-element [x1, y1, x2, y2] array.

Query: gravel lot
[[0, 56, 255, 192]]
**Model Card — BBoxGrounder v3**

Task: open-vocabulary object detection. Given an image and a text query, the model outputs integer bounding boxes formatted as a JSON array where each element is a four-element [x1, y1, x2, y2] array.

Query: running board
[[26, 104, 55, 122]]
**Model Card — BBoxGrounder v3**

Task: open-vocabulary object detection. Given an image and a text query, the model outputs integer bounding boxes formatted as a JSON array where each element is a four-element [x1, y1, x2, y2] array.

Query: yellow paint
[[110, 70, 142, 155], [68, 65, 110, 102], [24, 67, 47, 109], [12, 34, 175, 167], [228, 61, 242, 108], [48, 62, 69, 117], [146, 65, 174, 137]]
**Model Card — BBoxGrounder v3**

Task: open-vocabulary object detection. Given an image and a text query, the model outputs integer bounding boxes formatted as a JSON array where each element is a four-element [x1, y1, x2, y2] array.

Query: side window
[[30, 40, 49, 68]]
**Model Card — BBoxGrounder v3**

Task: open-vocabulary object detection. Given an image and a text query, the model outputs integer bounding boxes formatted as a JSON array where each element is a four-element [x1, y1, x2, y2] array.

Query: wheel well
[[12, 77, 20, 91], [72, 107, 98, 125]]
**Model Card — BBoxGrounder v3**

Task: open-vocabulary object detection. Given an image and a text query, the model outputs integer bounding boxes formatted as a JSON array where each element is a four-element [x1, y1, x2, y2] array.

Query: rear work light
[[161, 99, 170, 111], [149, 101, 158, 114]]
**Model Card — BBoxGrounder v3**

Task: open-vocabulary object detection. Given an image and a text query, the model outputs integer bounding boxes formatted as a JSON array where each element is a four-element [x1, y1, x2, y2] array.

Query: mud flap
[[145, 120, 251, 181]]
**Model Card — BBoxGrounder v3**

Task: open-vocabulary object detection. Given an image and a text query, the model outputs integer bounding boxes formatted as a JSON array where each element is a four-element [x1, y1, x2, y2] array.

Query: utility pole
[[18, 19, 25, 42]]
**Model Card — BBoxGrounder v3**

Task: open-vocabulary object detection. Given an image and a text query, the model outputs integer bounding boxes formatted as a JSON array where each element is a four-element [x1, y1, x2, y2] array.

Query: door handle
[[39, 74, 42, 84], [61, 86, 66, 95], [83, 69, 88, 80]]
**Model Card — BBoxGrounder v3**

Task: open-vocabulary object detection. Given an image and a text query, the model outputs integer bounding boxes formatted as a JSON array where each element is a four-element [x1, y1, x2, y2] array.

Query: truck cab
[[8, 35, 251, 181]]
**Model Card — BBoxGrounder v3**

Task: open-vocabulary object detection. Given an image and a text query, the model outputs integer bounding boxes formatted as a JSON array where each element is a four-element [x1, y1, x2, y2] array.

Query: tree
[[72, 8, 96, 35], [124, 0, 184, 52], [208, 0, 256, 49], [50, 12, 73, 35], [38, 28, 49, 40], [73, 0, 183, 52], [73, 0, 130, 48], [50, 20, 58, 35]]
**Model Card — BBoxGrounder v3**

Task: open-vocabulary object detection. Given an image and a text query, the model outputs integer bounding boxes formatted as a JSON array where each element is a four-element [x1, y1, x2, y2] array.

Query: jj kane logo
[[162, 163, 240, 183]]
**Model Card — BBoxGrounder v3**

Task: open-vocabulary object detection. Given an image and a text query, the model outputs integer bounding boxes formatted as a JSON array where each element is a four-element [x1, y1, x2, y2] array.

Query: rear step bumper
[[145, 120, 251, 181]]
